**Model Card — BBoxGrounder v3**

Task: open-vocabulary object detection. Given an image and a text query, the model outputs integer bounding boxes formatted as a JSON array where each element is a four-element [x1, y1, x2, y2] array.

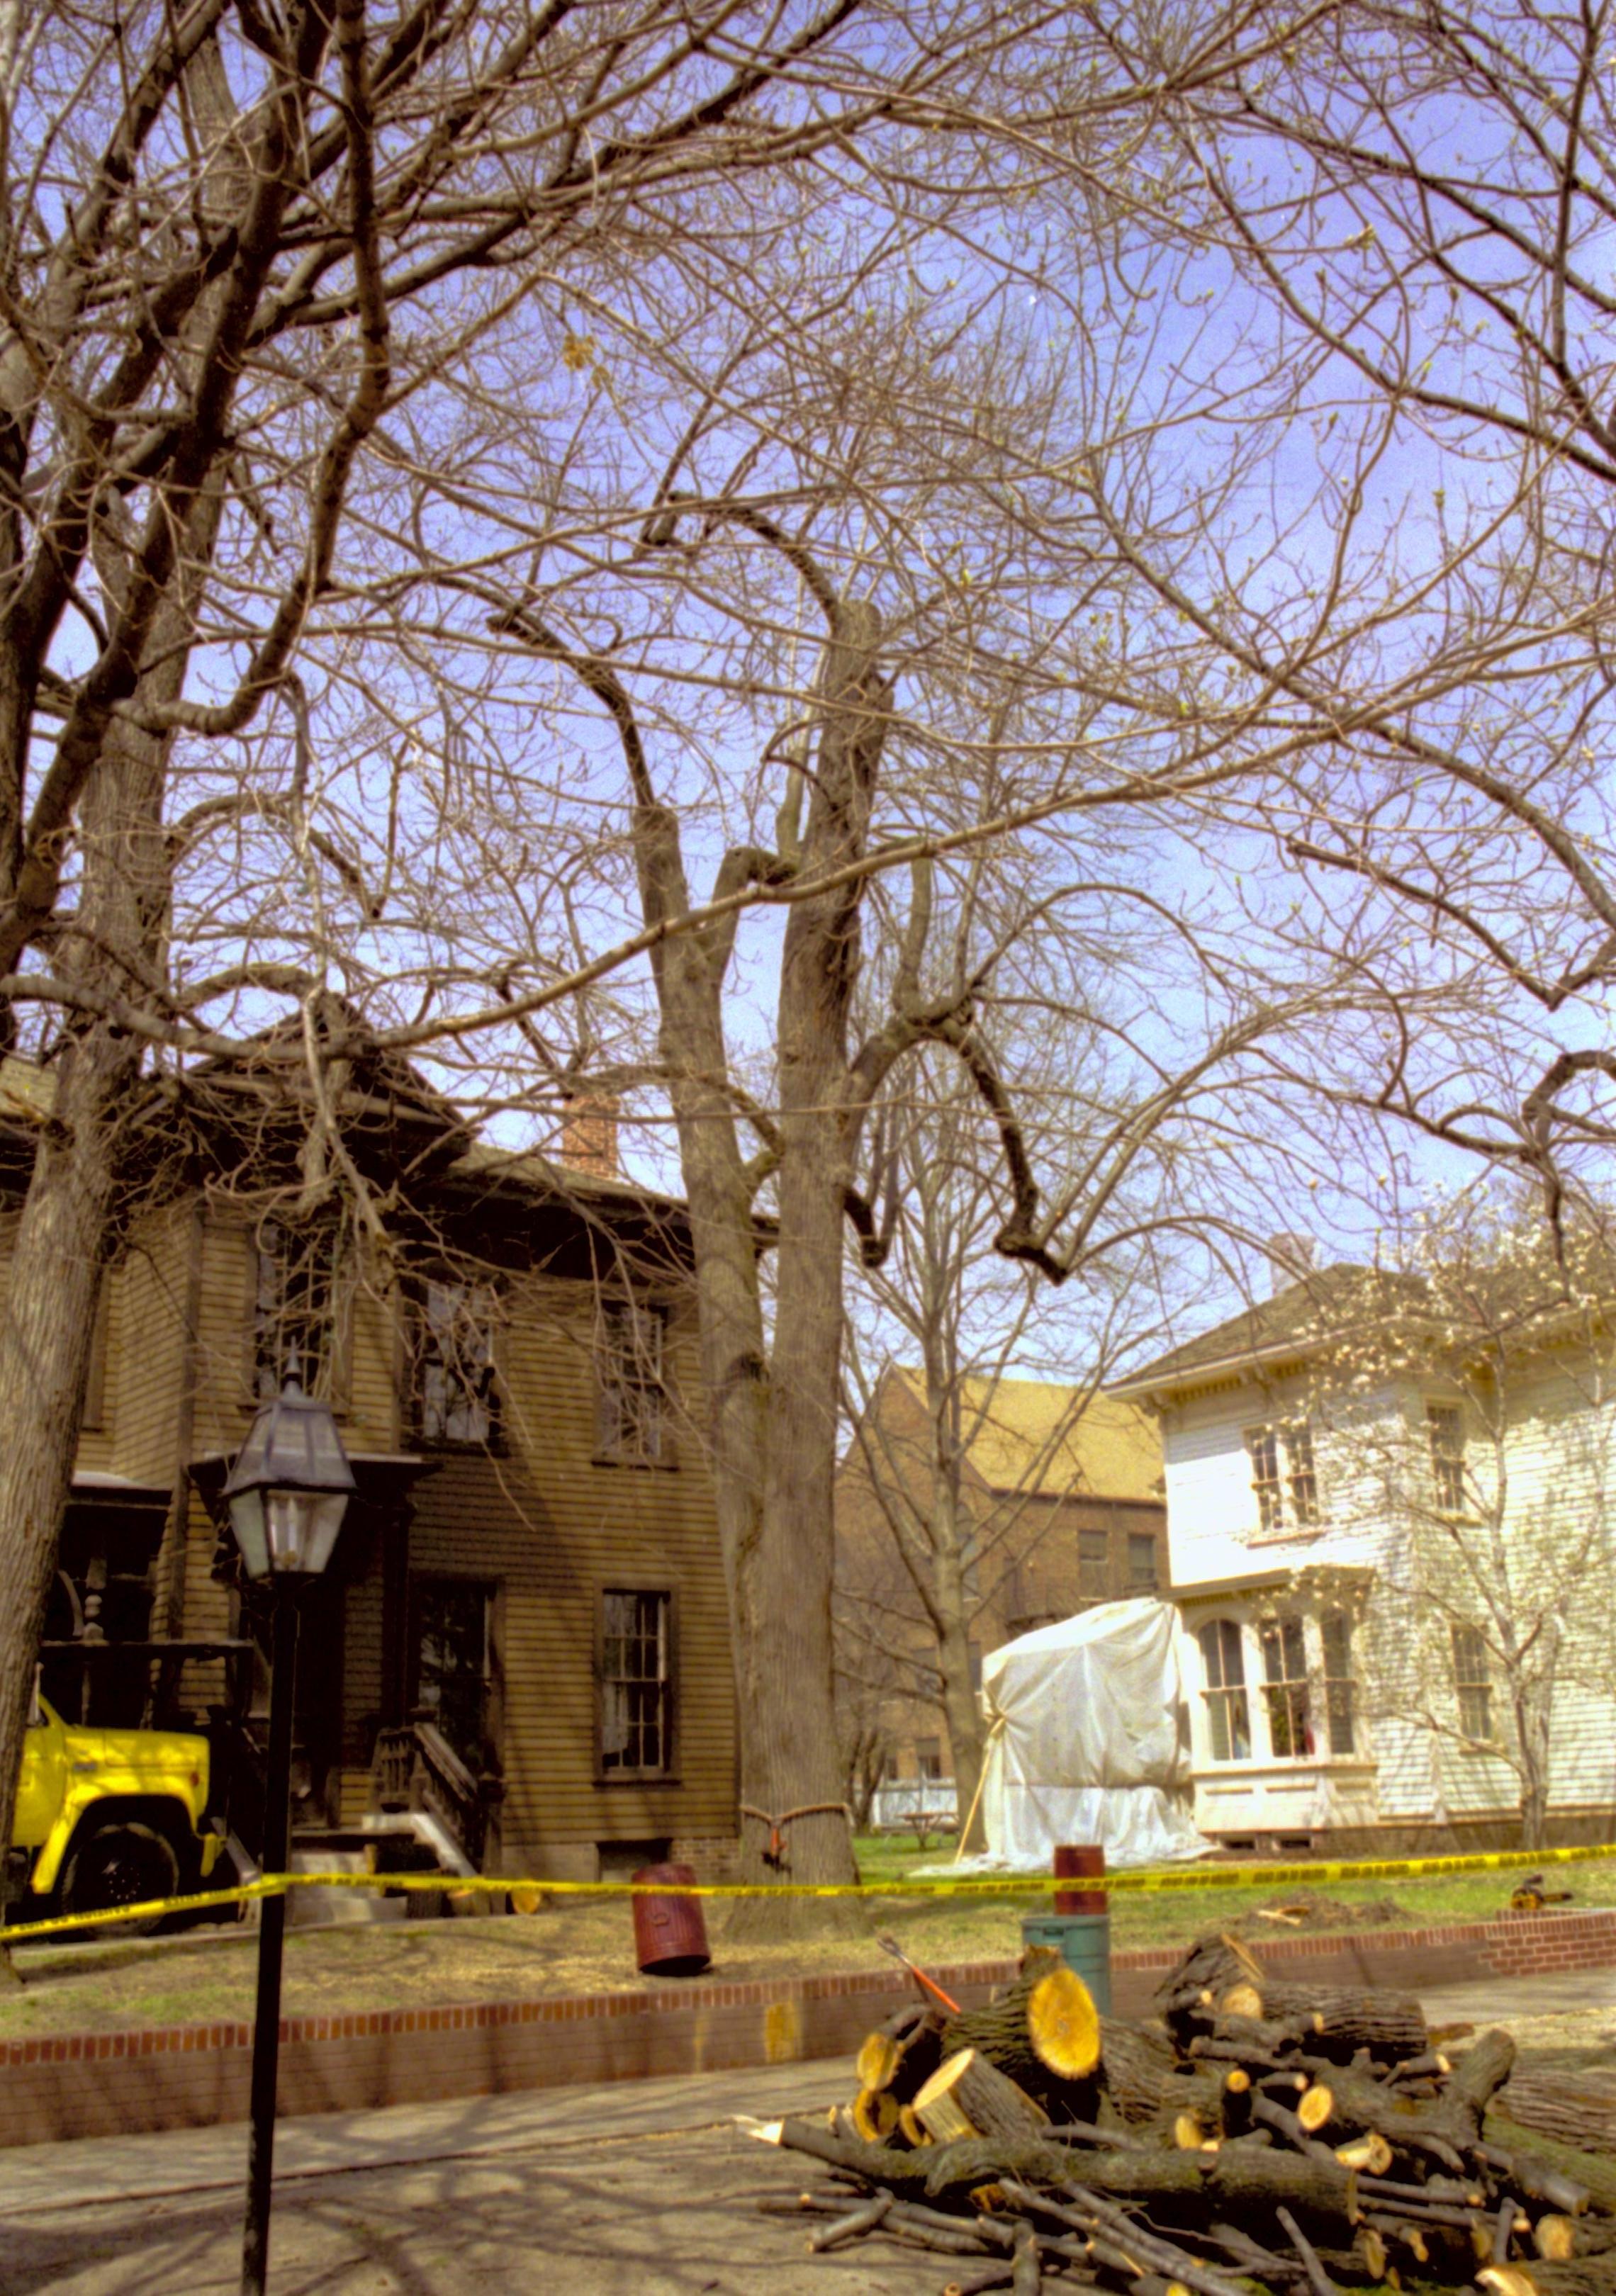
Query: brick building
[[834, 1366, 1166, 1816]]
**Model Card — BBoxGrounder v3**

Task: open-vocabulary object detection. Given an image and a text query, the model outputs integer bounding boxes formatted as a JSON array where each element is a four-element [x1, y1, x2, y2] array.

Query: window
[[1079, 1529, 1109, 1598], [1427, 1405, 1467, 1515], [595, 1299, 669, 1463], [916, 1737, 944, 1781], [1247, 1426, 1282, 1534], [1128, 1531, 1159, 1591], [1199, 1619, 1252, 1761], [1320, 1609, 1357, 1757], [1286, 1424, 1319, 1526], [410, 1577, 495, 1768], [254, 1218, 337, 1399], [599, 1588, 673, 1775], [1247, 1422, 1320, 1534], [1451, 1622, 1493, 1743], [1259, 1614, 1314, 1758], [411, 1279, 500, 1446]]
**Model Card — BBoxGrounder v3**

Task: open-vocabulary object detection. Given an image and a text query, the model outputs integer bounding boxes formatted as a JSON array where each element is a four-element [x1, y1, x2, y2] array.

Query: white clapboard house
[[1109, 1251, 1616, 1855]]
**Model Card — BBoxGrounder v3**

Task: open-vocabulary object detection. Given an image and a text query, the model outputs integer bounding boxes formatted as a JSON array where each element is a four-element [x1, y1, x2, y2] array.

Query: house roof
[[1112, 1242, 1616, 1401], [890, 1366, 1162, 1501], [1109, 1266, 1429, 1398]]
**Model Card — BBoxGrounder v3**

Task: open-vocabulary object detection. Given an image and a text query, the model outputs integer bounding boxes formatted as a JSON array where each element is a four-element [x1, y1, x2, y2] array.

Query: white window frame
[[1450, 1621, 1495, 1745], [1427, 1403, 1468, 1517], [1246, 1420, 1322, 1537], [1197, 1617, 1252, 1763]]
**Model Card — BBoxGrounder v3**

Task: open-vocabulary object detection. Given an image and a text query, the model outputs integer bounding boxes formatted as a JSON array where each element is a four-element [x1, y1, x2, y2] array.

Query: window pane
[[415, 1280, 498, 1444], [600, 1587, 671, 1772], [1199, 1621, 1251, 1762], [1128, 1533, 1158, 1589], [1286, 1425, 1319, 1525], [1452, 1622, 1492, 1741], [1428, 1406, 1466, 1514], [1079, 1530, 1108, 1597], [1247, 1426, 1284, 1531], [1321, 1611, 1356, 1757], [254, 1220, 337, 1399], [597, 1302, 667, 1462], [1259, 1614, 1313, 1760]]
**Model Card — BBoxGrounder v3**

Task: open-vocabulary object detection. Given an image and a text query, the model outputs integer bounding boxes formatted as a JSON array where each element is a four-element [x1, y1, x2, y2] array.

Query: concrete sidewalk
[[3, 1971, 1614, 2296], [0, 2056, 828, 2216]]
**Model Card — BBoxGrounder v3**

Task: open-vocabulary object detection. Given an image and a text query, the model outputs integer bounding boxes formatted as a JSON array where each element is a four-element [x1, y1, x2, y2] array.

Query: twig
[[806, 2190, 893, 2251], [1277, 2205, 1340, 2296]]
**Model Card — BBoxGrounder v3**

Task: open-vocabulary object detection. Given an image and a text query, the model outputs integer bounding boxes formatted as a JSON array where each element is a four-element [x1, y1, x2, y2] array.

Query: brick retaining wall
[[4, 1906, 1612, 2149]]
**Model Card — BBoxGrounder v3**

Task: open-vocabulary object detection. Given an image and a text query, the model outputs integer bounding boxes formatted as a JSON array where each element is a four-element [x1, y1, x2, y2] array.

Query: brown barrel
[[1053, 1841, 1106, 1915], [632, 1862, 712, 1976]]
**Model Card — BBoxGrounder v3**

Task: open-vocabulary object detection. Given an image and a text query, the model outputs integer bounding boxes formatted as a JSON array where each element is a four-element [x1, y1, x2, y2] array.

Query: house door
[[408, 1577, 499, 1773]]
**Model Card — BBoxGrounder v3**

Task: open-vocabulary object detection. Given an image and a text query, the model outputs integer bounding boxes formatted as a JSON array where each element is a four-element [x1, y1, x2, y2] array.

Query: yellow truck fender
[[28, 1791, 201, 1899]]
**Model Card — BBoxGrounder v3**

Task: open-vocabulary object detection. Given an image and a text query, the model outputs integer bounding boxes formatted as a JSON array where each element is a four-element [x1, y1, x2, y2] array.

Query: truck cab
[[11, 1681, 223, 1930]]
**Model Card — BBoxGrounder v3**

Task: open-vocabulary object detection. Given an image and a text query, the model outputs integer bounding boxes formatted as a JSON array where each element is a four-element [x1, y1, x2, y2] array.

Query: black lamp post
[[222, 1380, 355, 2296]]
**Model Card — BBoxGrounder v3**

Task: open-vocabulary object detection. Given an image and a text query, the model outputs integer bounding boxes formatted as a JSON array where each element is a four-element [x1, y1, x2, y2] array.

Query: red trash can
[[631, 1862, 712, 1976]]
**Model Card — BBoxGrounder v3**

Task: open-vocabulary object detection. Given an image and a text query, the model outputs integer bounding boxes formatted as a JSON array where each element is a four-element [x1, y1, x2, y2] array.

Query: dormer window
[[1246, 1422, 1320, 1535]]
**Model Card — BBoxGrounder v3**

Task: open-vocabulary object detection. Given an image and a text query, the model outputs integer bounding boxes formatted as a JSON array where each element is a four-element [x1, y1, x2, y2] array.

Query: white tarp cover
[[975, 1597, 1210, 1871]]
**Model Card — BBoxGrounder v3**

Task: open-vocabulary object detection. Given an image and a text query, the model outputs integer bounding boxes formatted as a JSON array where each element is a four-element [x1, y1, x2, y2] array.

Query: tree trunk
[[936, 1560, 985, 1851], [0, 1032, 139, 1872], [0, 479, 206, 1935], [724, 602, 886, 1926]]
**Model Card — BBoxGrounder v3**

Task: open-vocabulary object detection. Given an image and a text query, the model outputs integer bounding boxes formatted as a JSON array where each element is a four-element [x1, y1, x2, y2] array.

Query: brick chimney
[[560, 1093, 619, 1180], [1266, 1232, 1317, 1295]]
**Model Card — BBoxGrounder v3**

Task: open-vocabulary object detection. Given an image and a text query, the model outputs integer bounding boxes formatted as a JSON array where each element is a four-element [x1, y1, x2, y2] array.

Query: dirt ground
[[0, 2129, 943, 2295]]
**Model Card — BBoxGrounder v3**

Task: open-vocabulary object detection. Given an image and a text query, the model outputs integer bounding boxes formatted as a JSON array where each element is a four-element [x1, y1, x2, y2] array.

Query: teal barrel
[[1021, 1842, 1111, 2012], [1019, 1910, 1111, 2013]]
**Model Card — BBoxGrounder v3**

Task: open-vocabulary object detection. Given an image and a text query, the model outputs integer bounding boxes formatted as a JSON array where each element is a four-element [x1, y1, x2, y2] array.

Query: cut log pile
[[744, 1938, 1616, 2296]]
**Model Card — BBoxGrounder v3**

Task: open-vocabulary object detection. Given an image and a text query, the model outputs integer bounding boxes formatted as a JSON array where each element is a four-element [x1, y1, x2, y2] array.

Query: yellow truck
[[11, 1683, 225, 1931]]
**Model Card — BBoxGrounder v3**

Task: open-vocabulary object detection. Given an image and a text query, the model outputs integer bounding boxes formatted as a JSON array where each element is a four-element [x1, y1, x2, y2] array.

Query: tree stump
[[914, 2049, 1050, 2146]]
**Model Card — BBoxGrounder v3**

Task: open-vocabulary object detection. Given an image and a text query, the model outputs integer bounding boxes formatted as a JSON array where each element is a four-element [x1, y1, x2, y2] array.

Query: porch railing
[[369, 1716, 502, 1871]]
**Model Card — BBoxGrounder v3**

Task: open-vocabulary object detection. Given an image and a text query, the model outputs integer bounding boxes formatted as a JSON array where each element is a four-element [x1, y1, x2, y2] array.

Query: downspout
[[157, 1198, 208, 1639]]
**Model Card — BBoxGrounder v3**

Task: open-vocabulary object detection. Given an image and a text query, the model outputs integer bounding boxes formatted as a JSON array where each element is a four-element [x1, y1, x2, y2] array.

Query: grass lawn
[[1, 1840, 1612, 2042]]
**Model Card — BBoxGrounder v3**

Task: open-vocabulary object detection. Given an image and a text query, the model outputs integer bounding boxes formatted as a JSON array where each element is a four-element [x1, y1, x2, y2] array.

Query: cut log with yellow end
[[850, 2087, 901, 2144], [1028, 1962, 1101, 2080], [1478, 2270, 1538, 2296], [1335, 2132, 1393, 2176], [1354, 2227, 1388, 2282], [508, 1884, 545, 1915], [914, 2047, 1048, 2147], [1220, 1980, 1264, 2020], [855, 2030, 904, 2095], [1296, 2082, 1335, 2133], [1537, 2220, 1580, 2263], [1174, 2110, 1211, 2151], [897, 2103, 930, 2149]]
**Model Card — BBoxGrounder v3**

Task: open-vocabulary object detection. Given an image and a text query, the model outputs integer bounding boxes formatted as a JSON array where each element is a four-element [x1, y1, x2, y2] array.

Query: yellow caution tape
[[6, 1834, 1616, 1945]]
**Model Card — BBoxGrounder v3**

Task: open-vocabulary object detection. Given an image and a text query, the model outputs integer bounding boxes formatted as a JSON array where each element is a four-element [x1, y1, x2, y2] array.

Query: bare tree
[[836, 1035, 1173, 1851], [1, 0, 1053, 1916], [1147, 2, 1616, 1216]]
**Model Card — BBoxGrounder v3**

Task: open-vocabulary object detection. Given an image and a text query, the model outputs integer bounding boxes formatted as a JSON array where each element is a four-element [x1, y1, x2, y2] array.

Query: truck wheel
[[61, 1823, 179, 1937]]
